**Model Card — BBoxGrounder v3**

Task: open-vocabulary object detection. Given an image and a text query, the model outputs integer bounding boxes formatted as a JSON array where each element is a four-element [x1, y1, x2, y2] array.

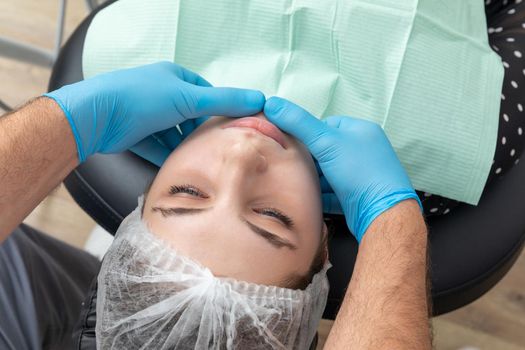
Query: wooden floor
[[1, 1, 524, 349]]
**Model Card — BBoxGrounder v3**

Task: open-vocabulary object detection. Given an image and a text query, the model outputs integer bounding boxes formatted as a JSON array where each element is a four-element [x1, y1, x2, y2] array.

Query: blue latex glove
[[264, 97, 423, 242], [44, 61, 265, 165]]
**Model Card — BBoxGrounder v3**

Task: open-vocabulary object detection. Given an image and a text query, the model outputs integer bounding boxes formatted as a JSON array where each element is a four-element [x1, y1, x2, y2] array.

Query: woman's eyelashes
[[168, 184, 294, 229], [253, 208, 294, 229], [169, 184, 209, 198]]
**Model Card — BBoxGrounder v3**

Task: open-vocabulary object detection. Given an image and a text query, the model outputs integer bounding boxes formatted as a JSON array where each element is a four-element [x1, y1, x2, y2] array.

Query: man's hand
[[264, 97, 431, 348], [44, 61, 265, 165], [264, 97, 423, 242], [1, 62, 264, 241]]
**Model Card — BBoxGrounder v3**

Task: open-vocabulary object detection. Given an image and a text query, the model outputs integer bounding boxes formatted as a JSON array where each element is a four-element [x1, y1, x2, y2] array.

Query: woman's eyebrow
[[242, 220, 297, 250], [152, 207, 209, 216], [151, 206, 297, 250]]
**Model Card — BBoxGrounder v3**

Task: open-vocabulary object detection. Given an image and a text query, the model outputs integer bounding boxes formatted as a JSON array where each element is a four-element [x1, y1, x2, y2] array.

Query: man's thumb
[[264, 96, 329, 151], [190, 85, 265, 118]]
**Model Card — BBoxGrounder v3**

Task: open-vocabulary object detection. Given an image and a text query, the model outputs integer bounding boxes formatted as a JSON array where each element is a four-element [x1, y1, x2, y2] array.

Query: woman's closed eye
[[169, 184, 209, 198], [253, 208, 294, 229], [167, 184, 294, 229]]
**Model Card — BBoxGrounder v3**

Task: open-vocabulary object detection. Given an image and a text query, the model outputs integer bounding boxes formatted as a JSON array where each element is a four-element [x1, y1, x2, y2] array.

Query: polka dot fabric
[[417, 0, 525, 217]]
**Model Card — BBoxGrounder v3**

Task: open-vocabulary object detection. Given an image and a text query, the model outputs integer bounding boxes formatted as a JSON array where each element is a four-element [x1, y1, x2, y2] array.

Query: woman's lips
[[222, 117, 287, 149]]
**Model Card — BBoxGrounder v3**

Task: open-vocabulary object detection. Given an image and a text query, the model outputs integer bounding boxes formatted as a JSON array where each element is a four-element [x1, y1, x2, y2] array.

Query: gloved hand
[[264, 97, 423, 242], [44, 61, 265, 165]]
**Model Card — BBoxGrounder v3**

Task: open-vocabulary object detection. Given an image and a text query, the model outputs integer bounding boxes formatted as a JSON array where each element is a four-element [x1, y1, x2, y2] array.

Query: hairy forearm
[[0, 97, 77, 242], [324, 199, 431, 349]]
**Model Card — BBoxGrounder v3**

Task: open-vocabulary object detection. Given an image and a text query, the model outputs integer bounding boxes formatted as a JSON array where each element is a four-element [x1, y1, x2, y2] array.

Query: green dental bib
[[83, 0, 504, 205]]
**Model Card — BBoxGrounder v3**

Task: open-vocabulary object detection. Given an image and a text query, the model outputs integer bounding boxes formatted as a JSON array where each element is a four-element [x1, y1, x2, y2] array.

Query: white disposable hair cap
[[96, 196, 331, 349]]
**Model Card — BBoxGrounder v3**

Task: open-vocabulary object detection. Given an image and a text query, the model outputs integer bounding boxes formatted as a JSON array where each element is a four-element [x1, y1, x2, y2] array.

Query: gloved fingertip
[[192, 86, 264, 117], [244, 89, 266, 111], [263, 96, 286, 116]]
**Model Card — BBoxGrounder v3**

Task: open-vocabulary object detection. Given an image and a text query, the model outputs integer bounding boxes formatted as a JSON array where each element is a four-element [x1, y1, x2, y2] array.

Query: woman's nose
[[222, 139, 268, 174]]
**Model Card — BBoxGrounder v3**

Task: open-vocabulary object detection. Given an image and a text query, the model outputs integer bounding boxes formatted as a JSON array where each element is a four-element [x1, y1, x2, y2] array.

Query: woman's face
[[143, 113, 326, 287]]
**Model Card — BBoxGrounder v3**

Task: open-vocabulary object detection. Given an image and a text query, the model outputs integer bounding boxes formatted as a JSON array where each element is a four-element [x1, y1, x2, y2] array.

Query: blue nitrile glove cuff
[[351, 191, 424, 243], [44, 92, 86, 163]]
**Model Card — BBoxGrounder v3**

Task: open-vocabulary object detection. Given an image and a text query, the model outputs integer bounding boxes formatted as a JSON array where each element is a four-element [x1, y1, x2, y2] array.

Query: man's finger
[[263, 97, 328, 148], [322, 193, 343, 215], [193, 116, 209, 128], [324, 115, 346, 128], [190, 85, 265, 118], [320, 175, 334, 194], [176, 65, 213, 87], [314, 159, 323, 176], [130, 136, 171, 167], [178, 120, 197, 139], [158, 127, 184, 149]]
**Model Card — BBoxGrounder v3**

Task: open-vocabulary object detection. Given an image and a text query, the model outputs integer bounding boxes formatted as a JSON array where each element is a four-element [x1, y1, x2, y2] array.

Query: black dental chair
[[49, 0, 524, 327]]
